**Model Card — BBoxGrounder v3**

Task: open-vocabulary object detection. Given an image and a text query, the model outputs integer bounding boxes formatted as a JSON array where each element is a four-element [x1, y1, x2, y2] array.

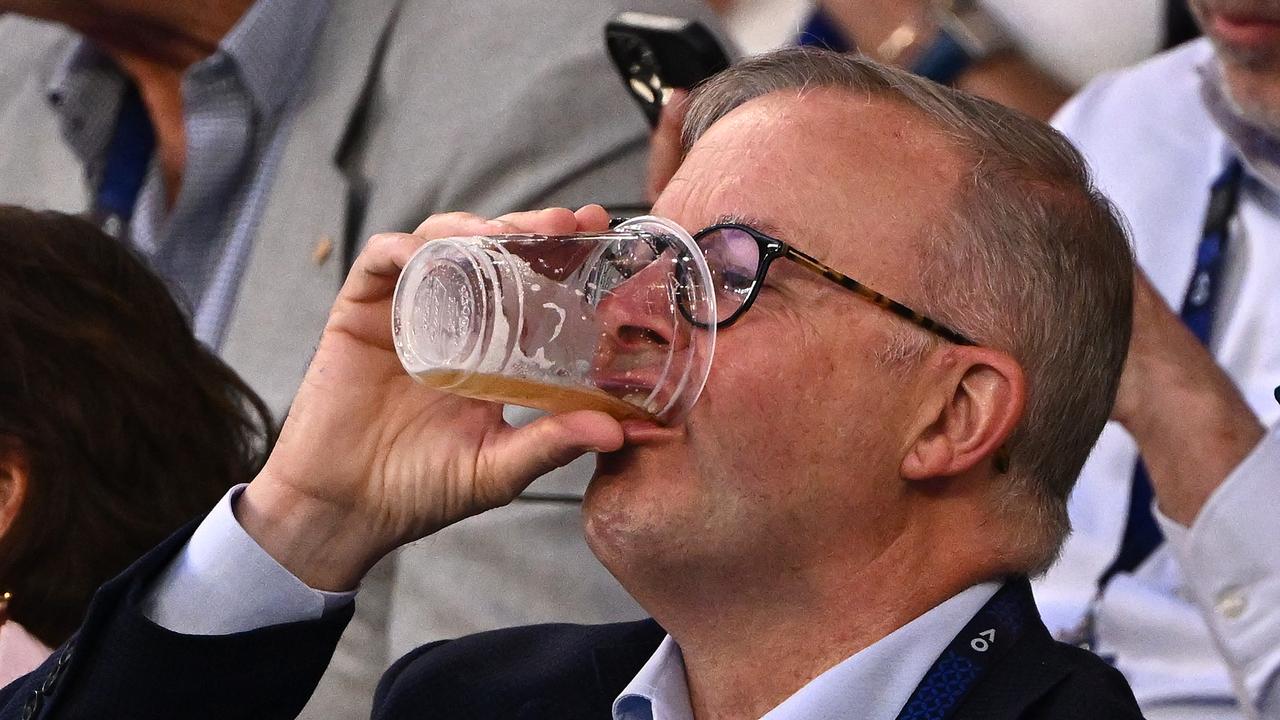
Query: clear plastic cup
[[391, 216, 716, 424]]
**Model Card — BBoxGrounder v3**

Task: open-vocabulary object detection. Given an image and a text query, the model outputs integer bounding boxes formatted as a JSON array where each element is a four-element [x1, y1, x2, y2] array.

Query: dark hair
[[0, 206, 275, 646]]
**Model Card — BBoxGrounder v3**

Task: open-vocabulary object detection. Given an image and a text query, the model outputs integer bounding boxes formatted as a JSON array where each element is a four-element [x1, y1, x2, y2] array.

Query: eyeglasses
[[681, 223, 976, 346]]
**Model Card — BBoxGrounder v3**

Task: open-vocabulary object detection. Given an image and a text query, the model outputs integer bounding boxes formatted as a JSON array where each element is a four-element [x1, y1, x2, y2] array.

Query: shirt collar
[[613, 581, 1001, 720], [45, 41, 125, 168], [614, 636, 694, 720], [215, 0, 331, 118], [44, 0, 330, 132], [1196, 49, 1280, 190], [764, 581, 1001, 720]]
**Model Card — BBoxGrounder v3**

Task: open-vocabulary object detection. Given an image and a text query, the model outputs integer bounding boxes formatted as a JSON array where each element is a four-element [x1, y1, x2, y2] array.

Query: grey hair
[[682, 48, 1133, 575]]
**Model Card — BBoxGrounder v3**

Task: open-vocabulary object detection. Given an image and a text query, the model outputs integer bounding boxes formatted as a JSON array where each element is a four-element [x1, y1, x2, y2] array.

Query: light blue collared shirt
[[45, 0, 331, 348], [612, 583, 1001, 720]]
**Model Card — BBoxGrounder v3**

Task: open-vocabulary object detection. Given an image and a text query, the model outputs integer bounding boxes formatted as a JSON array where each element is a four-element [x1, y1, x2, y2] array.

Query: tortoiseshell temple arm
[[783, 246, 977, 347]]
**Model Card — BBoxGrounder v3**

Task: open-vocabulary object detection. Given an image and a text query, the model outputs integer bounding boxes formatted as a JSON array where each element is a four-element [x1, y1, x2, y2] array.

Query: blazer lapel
[[592, 641, 664, 705], [585, 620, 667, 718], [952, 610, 1074, 720], [219, 0, 403, 416], [497, 620, 662, 720]]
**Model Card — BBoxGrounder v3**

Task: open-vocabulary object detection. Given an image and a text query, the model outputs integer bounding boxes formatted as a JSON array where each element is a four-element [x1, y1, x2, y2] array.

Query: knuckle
[[439, 211, 482, 222], [542, 207, 576, 222], [413, 211, 487, 236], [364, 232, 402, 250]]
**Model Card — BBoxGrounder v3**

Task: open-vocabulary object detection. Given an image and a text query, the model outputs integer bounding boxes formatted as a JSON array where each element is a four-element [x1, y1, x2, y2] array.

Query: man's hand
[[238, 206, 626, 591], [1111, 270, 1264, 525], [817, 0, 929, 62], [815, 1, 1069, 120]]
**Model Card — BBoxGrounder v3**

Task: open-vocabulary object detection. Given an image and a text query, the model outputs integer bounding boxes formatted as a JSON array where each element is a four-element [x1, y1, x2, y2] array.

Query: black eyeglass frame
[[688, 223, 977, 346]]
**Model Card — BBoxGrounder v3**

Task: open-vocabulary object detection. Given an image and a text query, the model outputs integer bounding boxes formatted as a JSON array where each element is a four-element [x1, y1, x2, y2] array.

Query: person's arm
[[1154, 425, 1280, 716], [1113, 271, 1277, 713], [233, 207, 625, 594], [140, 485, 355, 634], [817, 0, 1071, 121], [1110, 272, 1265, 527], [3, 207, 626, 719], [0, 517, 356, 720]]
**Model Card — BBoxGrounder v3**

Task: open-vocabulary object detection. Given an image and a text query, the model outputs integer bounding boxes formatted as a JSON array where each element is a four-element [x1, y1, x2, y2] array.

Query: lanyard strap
[[1182, 158, 1244, 344], [895, 578, 1038, 720], [1096, 157, 1244, 590]]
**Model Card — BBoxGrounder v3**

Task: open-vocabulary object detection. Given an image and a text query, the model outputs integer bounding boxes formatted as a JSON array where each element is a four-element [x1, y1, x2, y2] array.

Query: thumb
[[477, 411, 625, 503]]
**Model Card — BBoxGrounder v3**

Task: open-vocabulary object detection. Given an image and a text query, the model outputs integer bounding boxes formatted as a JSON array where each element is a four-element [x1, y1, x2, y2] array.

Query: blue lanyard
[[92, 84, 156, 235], [894, 578, 1038, 720], [1181, 158, 1244, 344], [1097, 157, 1244, 589]]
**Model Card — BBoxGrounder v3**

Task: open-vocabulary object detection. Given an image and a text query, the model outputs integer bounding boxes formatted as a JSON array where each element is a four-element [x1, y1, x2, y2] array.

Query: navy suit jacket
[[0, 526, 1143, 719]]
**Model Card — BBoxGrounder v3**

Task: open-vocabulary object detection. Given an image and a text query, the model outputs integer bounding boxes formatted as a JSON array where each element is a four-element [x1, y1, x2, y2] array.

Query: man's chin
[[1205, 50, 1280, 131], [581, 469, 663, 574], [584, 447, 687, 540]]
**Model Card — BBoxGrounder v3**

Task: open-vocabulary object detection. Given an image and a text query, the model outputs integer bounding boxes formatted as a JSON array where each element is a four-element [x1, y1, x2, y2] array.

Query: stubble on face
[[1192, 0, 1280, 132]]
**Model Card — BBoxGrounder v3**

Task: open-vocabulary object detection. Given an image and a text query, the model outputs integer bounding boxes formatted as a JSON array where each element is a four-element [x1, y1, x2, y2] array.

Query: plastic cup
[[391, 216, 716, 424]]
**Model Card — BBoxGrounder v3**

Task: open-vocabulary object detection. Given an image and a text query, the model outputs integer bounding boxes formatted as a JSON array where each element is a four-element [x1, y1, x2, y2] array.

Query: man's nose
[[595, 256, 686, 352]]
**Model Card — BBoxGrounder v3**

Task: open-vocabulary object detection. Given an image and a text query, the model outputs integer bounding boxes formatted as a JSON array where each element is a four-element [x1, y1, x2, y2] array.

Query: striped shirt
[[45, 0, 331, 348]]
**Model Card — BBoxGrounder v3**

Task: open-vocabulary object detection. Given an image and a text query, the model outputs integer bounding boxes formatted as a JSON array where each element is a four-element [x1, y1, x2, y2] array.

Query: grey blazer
[[0, 1, 727, 717]]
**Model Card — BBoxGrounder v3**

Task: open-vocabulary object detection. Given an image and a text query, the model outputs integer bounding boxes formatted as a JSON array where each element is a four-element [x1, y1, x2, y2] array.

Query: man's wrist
[[237, 474, 385, 592], [1121, 352, 1255, 442], [1123, 362, 1265, 524]]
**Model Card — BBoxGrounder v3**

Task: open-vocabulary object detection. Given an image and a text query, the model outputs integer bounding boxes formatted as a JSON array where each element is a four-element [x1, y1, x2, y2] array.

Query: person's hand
[[819, 0, 1070, 120], [238, 206, 626, 591], [1110, 270, 1263, 525], [817, 0, 929, 63]]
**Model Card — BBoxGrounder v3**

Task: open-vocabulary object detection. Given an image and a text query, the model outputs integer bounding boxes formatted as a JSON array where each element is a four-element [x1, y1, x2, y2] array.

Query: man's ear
[[0, 440, 28, 543], [901, 347, 1026, 481]]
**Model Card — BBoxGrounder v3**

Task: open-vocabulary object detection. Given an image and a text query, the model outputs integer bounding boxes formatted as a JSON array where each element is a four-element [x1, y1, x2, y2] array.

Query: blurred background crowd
[[0, 1, 1277, 719]]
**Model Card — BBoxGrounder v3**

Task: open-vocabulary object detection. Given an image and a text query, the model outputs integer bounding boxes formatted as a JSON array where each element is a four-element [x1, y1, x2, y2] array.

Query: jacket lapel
[[495, 620, 663, 720], [591, 636, 666, 708], [581, 611, 1076, 720], [952, 608, 1074, 720], [219, 0, 403, 416]]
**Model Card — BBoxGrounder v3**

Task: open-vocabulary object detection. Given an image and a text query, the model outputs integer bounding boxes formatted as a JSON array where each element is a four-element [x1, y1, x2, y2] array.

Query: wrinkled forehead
[[655, 88, 967, 269]]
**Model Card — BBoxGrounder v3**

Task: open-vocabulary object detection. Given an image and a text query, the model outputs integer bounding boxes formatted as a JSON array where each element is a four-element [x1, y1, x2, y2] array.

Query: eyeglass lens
[[686, 226, 762, 326]]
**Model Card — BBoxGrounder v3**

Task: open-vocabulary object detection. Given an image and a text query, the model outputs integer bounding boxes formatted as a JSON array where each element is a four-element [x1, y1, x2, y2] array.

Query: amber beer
[[392, 217, 715, 425], [414, 369, 657, 421]]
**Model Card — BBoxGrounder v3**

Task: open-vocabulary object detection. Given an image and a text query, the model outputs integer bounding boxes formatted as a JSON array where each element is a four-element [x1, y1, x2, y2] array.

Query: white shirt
[[612, 583, 999, 720], [1036, 38, 1280, 720]]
